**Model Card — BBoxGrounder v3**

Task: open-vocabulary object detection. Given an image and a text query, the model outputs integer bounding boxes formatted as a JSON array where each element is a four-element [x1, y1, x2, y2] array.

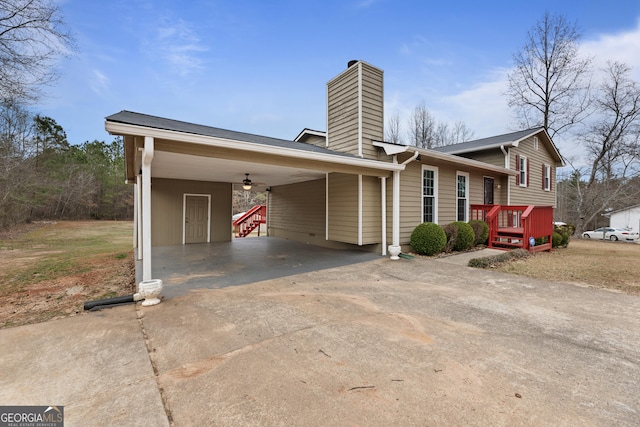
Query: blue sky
[[44, 0, 640, 164]]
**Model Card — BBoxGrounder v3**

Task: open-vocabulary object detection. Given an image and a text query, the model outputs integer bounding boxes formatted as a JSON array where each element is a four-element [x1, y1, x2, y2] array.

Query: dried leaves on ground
[[493, 239, 640, 295]]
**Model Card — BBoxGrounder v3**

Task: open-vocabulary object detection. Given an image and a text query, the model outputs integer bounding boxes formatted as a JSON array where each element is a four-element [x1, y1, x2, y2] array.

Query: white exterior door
[[185, 195, 210, 244]]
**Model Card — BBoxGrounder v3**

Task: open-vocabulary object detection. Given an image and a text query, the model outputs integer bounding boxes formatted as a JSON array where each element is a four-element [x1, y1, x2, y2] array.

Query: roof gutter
[[401, 151, 420, 165], [373, 140, 516, 176], [106, 121, 405, 173]]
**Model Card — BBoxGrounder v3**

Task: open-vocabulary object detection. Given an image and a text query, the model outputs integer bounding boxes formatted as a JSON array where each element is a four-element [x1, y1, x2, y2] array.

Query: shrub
[[450, 221, 475, 251], [468, 248, 530, 268], [554, 224, 573, 248], [442, 223, 458, 253], [410, 222, 446, 256], [552, 231, 563, 248], [469, 220, 489, 246]]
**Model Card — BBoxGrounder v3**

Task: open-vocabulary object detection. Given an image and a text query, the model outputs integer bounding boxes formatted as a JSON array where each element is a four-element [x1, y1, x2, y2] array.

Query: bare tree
[[449, 121, 475, 144], [408, 101, 436, 148], [0, 0, 75, 102], [572, 62, 640, 233], [385, 112, 402, 144], [506, 11, 592, 138]]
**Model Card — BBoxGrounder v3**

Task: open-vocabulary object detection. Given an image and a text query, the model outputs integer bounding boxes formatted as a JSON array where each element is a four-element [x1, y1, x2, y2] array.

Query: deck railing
[[233, 205, 267, 237], [471, 204, 554, 252]]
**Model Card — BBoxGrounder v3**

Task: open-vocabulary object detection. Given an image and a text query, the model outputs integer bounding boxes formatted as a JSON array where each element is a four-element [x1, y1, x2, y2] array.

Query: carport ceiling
[[152, 151, 326, 190]]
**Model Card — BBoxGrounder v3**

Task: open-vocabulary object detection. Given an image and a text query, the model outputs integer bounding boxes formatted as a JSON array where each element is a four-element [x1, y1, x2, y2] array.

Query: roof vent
[[347, 60, 359, 68]]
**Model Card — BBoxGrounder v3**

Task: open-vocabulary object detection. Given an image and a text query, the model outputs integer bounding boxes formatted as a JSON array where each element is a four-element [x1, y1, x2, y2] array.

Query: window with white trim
[[422, 165, 438, 223], [518, 155, 528, 187], [543, 164, 551, 191], [456, 171, 469, 222]]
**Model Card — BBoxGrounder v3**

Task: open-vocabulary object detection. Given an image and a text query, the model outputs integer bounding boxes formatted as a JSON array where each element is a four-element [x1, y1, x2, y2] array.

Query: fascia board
[[417, 147, 518, 176], [106, 121, 405, 173]]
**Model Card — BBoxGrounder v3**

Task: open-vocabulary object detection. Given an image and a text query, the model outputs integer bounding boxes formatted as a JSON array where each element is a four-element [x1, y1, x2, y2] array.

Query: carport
[[105, 111, 406, 297], [143, 237, 381, 299]]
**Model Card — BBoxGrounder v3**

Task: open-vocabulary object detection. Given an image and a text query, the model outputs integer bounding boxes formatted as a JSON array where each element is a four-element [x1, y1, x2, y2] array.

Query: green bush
[[442, 223, 458, 253], [469, 220, 489, 246], [468, 248, 530, 268], [554, 224, 573, 248], [410, 222, 446, 256], [552, 231, 563, 248], [450, 221, 475, 251]]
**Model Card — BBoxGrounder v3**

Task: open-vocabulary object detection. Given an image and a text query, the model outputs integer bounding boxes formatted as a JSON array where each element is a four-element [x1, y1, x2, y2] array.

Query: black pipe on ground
[[84, 295, 135, 311]]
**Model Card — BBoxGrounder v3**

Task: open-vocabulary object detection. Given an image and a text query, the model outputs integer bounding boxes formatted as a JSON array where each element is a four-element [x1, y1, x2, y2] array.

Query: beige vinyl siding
[[360, 65, 384, 160], [151, 178, 231, 246], [296, 134, 326, 148], [268, 179, 326, 240], [394, 162, 496, 245], [510, 136, 557, 207], [462, 150, 506, 168], [361, 175, 382, 244], [398, 162, 421, 244], [327, 62, 384, 159], [327, 173, 359, 244], [327, 66, 359, 156]]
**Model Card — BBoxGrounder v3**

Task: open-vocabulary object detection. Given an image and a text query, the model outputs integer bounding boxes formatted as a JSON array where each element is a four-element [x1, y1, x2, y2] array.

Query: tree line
[[2, 2, 638, 233], [0, 101, 132, 228]]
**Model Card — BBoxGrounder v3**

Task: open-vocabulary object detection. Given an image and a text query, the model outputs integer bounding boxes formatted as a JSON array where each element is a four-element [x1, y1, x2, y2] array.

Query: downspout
[[358, 174, 363, 246], [501, 145, 510, 205], [139, 136, 162, 306], [380, 176, 386, 256], [389, 151, 420, 260], [134, 175, 141, 260]]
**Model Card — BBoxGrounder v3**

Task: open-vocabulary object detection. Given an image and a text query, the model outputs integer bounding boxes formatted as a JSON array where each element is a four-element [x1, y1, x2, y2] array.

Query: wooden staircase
[[233, 205, 267, 238], [471, 204, 554, 252]]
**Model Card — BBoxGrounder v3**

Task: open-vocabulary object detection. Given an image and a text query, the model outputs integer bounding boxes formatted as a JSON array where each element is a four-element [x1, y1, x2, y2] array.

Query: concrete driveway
[[2, 252, 639, 426]]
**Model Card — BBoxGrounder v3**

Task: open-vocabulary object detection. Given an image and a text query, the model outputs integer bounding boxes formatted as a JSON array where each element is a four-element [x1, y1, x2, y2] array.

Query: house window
[[422, 166, 438, 223], [543, 164, 551, 191], [456, 172, 469, 222], [516, 155, 528, 187]]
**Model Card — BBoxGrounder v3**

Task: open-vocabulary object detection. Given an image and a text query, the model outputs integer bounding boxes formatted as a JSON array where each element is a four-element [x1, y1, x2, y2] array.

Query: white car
[[582, 227, 640, 241]]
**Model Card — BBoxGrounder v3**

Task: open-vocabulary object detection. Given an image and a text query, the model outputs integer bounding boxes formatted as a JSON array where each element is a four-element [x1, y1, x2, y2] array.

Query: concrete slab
[[3, 249, 640, 425], [0, 306, 169, 427], [432, 247, 507, 266], [141, 256, 640, 426], [147, 237, 380, 298]]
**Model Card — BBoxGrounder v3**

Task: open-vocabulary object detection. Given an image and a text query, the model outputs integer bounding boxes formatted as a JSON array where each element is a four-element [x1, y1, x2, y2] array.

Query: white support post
[[141, 137, 154, 281], [381, 176, 387, 256]]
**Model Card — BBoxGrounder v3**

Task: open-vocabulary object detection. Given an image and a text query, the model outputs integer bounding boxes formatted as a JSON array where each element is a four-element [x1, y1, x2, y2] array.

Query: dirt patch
[[0, 221, 135, 328]]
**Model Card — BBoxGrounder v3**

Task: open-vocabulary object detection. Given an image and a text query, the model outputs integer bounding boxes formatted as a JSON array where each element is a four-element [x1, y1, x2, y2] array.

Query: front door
[[185, 195, 209, 244], [484, 177, 495, 205]]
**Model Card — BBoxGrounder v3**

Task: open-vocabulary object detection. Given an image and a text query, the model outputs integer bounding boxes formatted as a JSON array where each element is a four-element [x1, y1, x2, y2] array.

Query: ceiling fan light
[[242, 173, 252, 191]]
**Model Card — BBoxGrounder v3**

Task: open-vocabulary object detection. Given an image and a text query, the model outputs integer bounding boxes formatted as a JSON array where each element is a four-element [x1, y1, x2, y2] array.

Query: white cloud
[[146, 18, 208, 77], [90, 69, 110, 95], [439, 69, 512, 137], [581, 18, 640, 80]]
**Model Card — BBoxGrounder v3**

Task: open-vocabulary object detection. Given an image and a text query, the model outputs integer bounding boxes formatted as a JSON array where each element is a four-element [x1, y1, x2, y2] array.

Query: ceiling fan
[[242, 173, 252, 190], [239, 173, 267, 191]]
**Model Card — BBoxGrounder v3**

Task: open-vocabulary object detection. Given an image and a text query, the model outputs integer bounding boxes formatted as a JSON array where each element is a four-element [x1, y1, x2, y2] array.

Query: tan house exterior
[[105, 60, 563, 285]]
